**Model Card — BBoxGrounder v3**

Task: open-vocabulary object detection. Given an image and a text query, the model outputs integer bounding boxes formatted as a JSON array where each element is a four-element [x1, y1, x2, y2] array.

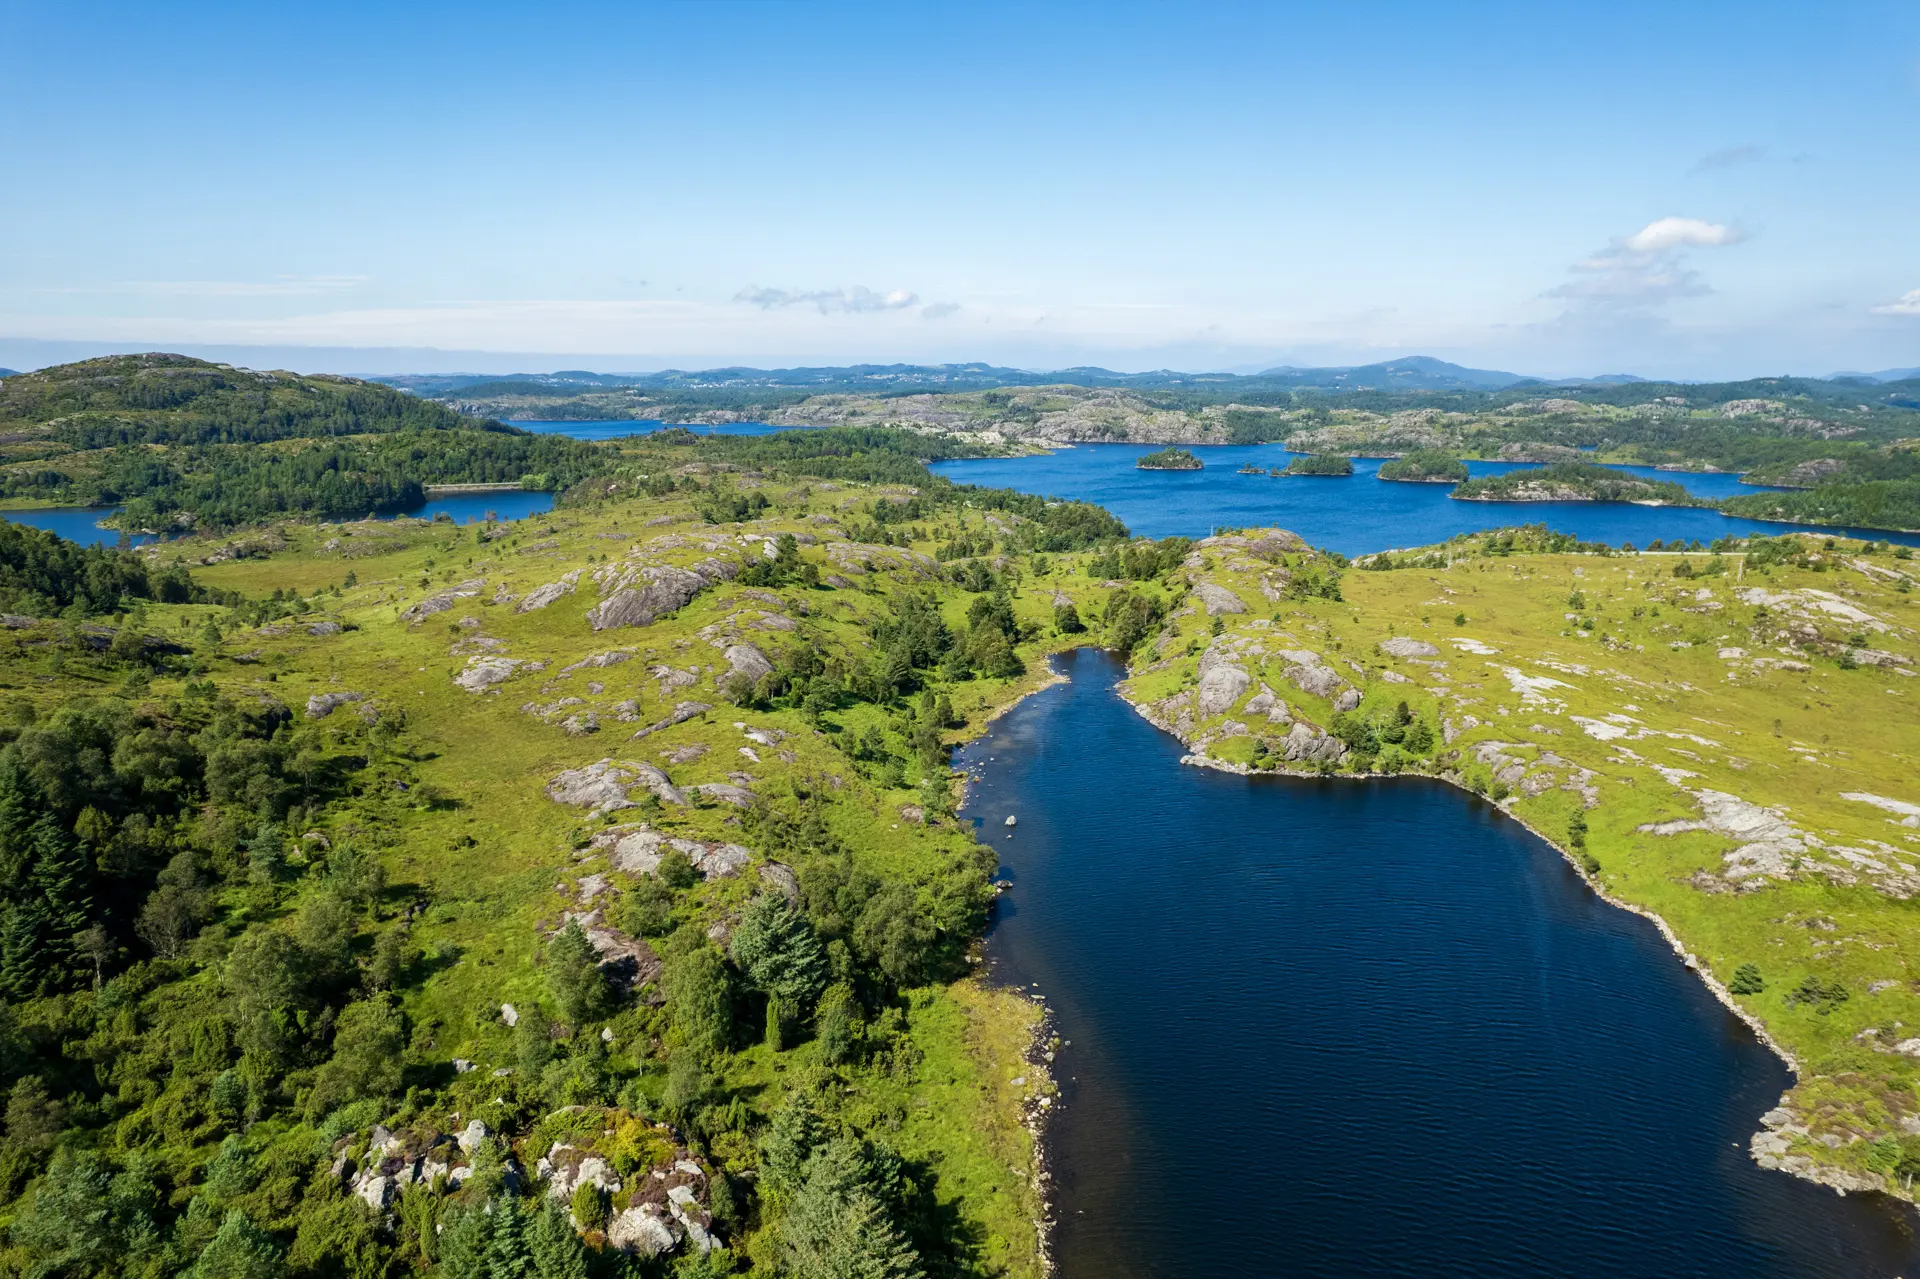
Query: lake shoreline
[[1110, 663, 1907, 1212]]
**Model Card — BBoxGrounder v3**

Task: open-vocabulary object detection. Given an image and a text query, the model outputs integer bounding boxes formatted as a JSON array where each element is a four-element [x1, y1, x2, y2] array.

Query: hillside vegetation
[[0, 454, 1179, 1279]]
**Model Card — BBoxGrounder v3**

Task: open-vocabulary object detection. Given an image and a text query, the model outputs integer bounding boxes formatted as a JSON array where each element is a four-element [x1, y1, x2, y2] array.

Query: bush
[[1729, 963, 1765, 995]]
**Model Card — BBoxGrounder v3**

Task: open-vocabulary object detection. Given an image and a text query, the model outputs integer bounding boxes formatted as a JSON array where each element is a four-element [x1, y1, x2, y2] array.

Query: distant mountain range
[[1830, 368, 1920, 383], [354, 356, 1916, 399], [374, 356, 1576, 397]]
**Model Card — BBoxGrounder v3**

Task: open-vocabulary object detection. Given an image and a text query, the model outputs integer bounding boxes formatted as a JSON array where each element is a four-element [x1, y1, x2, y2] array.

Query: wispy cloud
[[1873, 289, 1920, 316], [1688, 144, 1766, 175], [734, 285, 920, 314], [920, 301, 960, 320], [1549, 217, 1747, 308], [30, 276, 371, 298], [117, 275, 370, 297]]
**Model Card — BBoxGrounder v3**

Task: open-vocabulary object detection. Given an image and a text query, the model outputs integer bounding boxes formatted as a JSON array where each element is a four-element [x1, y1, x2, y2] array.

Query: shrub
[[1729, 964, 1764, 995]]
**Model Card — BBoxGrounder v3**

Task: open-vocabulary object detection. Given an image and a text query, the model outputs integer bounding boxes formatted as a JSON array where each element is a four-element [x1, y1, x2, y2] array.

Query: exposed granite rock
[[1193, 582, 1248, 616], [1381, 636, 1439, 658], [402, 579, 485, 621], [722, 643, 774, 684], [517, 568, 583, 613], [305, 690, 365, 719]]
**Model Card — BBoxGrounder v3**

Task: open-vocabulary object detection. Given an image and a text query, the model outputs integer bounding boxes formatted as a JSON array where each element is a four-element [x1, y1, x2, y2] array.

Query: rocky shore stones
[[1283, 721, 1346, 763]]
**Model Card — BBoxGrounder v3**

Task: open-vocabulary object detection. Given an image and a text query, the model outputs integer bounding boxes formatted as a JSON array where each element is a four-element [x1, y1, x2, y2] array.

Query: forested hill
[[0, 354, 499, 448], [0, 356, 613, 532]]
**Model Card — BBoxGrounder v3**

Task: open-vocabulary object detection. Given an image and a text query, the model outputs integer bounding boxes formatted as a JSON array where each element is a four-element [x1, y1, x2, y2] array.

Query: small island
[[1280, 453, 1354, 477], [1137, 446, 1203, 470], [1449, 461, 1696, 505], [1377, 449, 1469, 483]]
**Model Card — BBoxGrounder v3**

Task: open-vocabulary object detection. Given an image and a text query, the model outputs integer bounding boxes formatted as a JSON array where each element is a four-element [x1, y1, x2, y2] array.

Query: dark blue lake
[[962, 649, 1920, 1279], [929, 445, 1920, 554]]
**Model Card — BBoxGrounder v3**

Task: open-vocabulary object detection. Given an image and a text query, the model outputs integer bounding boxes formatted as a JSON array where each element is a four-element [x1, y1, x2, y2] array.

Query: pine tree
[[189, 1209, 285, 1279], [528, 1200, 590, 1279], [781, 1141, 925, 1279], [31, 813, 91, 933], [486, 1195, 537, 1279], [29, 812, 92, 988], [758, 1095, 826, 1206], [0, 758, 40, 885], [0, 899, 50, 999], [435, 1203, 494, 1279]]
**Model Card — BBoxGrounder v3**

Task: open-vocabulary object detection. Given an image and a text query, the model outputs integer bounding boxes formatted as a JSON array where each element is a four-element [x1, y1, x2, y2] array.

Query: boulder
[[1380, 636, 1439, 658], [608, 1205, 682, 1257], [517, 569, 582, 613], [546, 761, 642, 813], [1277, 649, 1348, 701], [1333, 689, 1362, 714], [401, 579, 485, 622], [588, 562, 737, 631], [1283, 721, 1346, 764], [454, 656, 529, 693], [723, 643, 775, 684], [1196, 663, 1251, 717], [759, 861, 801, 901], [1193, 582, 1248, 616], [459, 1118, 490, 1152], [1243, 684, 1291, 724], [692, 782, 755, 807], [629, 701, 713, 741], [305, 690, 365, 719]]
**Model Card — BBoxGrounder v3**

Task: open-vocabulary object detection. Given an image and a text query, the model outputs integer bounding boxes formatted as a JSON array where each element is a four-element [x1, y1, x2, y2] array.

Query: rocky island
[[1136, 446, 1203, 470], [1280, 453, 1355, 477], [1450, 461, 1699, 506], [1376, 449, 1470, 483]]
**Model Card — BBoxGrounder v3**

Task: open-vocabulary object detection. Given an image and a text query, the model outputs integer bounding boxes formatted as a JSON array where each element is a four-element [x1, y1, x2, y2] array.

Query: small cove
[[961, 648, 1920, 1278]]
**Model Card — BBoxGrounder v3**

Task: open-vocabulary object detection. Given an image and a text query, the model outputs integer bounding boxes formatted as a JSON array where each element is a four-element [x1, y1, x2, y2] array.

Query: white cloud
[[1622, 217, 1745, 253], [920, 301, 960, 320], [1549, 216, 1747, 309], [1872, 289, 1920, 316], [734, 285, 919, 314]]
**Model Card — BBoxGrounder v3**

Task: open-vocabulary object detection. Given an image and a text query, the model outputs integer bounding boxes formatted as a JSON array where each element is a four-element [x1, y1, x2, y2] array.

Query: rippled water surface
[[929, 445, 1920, 554], [960, 649, 1920, 1279]]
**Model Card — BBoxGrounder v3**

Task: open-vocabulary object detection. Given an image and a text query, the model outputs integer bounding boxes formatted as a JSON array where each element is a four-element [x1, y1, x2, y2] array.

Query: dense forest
[[0, 355, 488, 448]]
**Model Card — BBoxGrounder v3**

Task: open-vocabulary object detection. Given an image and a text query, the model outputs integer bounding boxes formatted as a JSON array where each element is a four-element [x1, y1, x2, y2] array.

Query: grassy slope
[[1128, 529, 1920, 1193], [147, 478, 1151, 1274]]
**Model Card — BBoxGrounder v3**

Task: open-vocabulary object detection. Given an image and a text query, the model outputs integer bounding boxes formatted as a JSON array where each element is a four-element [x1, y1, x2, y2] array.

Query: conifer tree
[[486, 1195, 537, 1279], [528, 1200, 590, 1279], [0, 899, 50, 999]]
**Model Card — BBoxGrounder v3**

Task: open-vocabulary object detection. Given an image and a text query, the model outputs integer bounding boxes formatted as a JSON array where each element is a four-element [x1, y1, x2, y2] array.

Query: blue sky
[[3, 0, 1917, 378]]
